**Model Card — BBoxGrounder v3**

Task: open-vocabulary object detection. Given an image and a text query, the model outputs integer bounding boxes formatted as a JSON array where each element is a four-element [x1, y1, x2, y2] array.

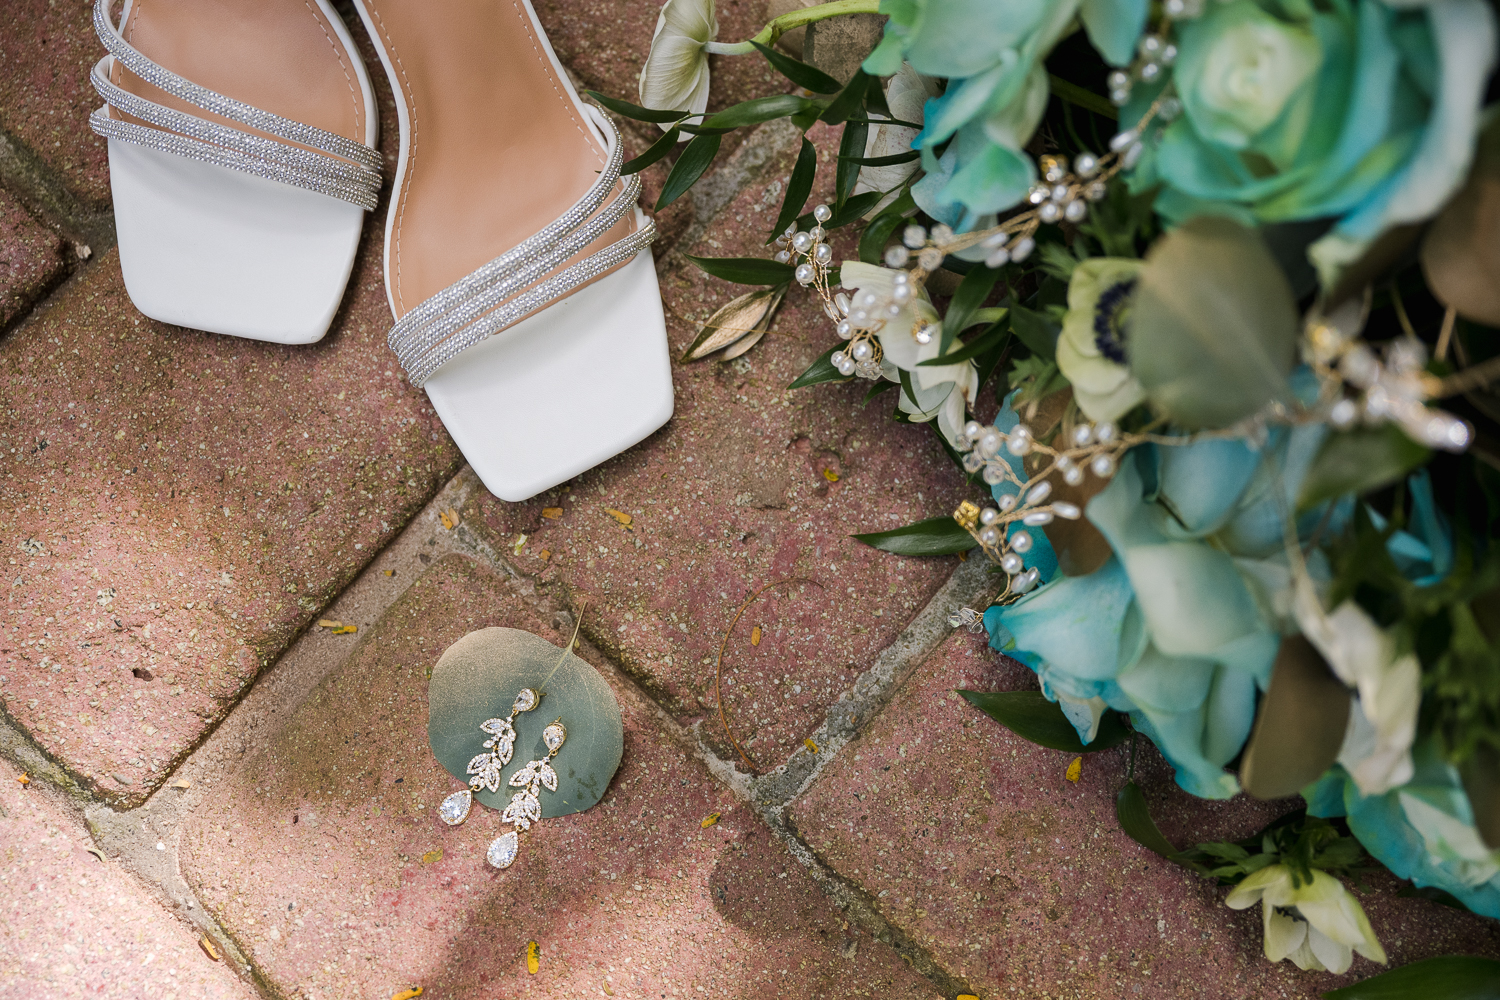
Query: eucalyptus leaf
[[680, 285, 786, 362], [703, 94, 818, 129], [428, 628, 623, 818], [1130, 217, 1299, 428], [1240, 636, 1351, 800], [656, 132, 721, 210], [959, 690, 1130, 753], [1116, 780, 1180, 858], [1321, 956, 1500, 1000], [788, 343, 851, 389], [1297, 425, 1431, 512], [683, 254, 795, 285], [853, 516, 973, 556]]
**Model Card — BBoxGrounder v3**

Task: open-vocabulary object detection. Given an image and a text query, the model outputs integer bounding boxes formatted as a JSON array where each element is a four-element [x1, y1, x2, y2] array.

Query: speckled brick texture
[[788, 631, 1500, 1000], [461, 121, 974, 773], [0, 190, 65, 329], [177, 554, 936, 1000], [0, 248, 461, 805], [0, 759, 258, 999], [0, 0, 110, 207]]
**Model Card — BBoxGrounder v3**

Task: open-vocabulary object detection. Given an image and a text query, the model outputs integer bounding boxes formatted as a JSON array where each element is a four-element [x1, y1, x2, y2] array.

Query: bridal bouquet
[[602, 0, 1500, 985]]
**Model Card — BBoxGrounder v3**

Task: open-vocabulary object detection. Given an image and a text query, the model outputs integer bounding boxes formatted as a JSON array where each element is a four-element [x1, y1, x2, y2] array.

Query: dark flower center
[[1093, 278, 1136, 365]]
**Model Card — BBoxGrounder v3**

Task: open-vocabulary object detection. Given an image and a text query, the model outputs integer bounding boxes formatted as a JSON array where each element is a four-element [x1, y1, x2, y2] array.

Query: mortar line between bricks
[[451, 518, 996, 998], [0, 123, 116, 252]]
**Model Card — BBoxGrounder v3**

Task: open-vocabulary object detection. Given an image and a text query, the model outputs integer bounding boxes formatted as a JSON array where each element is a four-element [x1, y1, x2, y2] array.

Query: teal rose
[[864, 0, 1149, 229], [1125, 0, 1496, 287]]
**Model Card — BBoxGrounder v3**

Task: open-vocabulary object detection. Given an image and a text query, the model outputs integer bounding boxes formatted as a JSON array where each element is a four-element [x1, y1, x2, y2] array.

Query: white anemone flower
[[1225, 865, 1386, 974], [1293, 576, 1420, 797], [639, 0, 720, 128], [841, 261, 978, 447]]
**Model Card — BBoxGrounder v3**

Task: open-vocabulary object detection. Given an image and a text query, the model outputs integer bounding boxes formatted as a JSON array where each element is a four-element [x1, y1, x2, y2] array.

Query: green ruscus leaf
[[621, 126, 681, 175], [1130, 216, 1300, 428], [788, 343, 851, 389], [656, 132, 721, 210], [772, 138, 817, 240], [959, 690, 1130, 753], [1116, 780, 1180, 859], [703, 94, 818, 129], [942, 265, 1002, 352], [583, 90, 685, 123], [682, 254, 795, 285], [428, 627, 623, 817], [853, 515, 974, 556], [1321, 956, 1500, 1000], [835, 119, 869, 209], [750, 40, 841, 94]]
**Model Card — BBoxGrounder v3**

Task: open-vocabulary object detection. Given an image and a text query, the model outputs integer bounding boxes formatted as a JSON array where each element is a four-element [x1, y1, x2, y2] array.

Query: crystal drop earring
[[487, 718, 567, 869], [437, 687, 541, 826]]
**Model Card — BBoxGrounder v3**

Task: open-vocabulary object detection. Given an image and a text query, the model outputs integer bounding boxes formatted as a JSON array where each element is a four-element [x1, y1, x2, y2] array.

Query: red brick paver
[[178, 554, 937, 1000], [0, 190, 65, 329], [0, 759, 258, 999], [788, 632, 1500, 999], [0, 247, 461, 805]]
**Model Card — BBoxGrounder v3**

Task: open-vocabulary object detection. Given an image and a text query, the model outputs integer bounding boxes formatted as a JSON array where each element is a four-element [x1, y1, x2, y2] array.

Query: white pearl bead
[[1064, 199, 1088, 222], [984, 248, 1010, 269], [1074, 153, 1099, 177], [1010, 237, 1035, 262], [998, 494, 1018, 513], [1072, 424, 1094, 447], [1006, 426, 1032, 456], [1000, 552, 1023, 574], [813, 204, 832, 223], [834, 292, 851, 315], [1010, 530, 1033, 554], [1022, 510, 1054, 526], [1052, 502, 1081, 520], [851, 340, 872, 362], [795, 263, 815, 284], [884, 245, 910, 268], [1064, 466, 1084, 486], [837, 358, 856, 375], [814, 243, 833, 264], [830, 351, 846, 366], [1039, 202, 1061, 224], [978, 526, 1001, 547], [917, 247, 943, 270], [1095, 422, 1118, 443], [1013, 568, 1039, 593], [963, 421, 983, 442], [978, 507, 999, 525], [1091, 453, 1116, 478], [809, 225, 825, 241], [774, 250, 792, 264], [982, 464, 1006, 485], [792, 231, 813, 253], [836, 320, 853, 339], [1025, 480, 1051, 505], [977, 430, 1003, 458], [892, 284, 912, 304], [850, 308, 869, 324], [856, 290, 879, 308], [902, 224, 927, 249], [1110, 129, 1139, 152]]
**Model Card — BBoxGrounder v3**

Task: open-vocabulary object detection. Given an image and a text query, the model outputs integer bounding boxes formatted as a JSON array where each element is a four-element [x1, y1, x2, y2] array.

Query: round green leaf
[[428, 628, 623, 818]]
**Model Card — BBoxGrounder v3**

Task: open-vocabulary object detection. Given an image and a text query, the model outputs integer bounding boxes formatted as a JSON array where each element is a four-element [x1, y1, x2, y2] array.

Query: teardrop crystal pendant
[[438, 789, 472, 826], [543, 721, 567, 752], [512, 688, 539, 713], [487, 830, 520, 869]]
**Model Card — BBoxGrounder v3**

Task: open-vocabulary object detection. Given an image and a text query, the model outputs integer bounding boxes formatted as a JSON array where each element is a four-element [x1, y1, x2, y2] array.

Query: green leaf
[[1130, 216, 1300, 428], [1321, 956, 1500, 1000], [917, 318, 1009, 366], [842, 116, 923, 129], [428, 627, 623, 817], [859, 189, 915, 264], [863, 379, 898, 403], [959, 690, 1131, 753], [1116, 780, 1181, 858], [853, 515, 973, 555], [942, 265, 1002, 352], [772, 138, 817, 241], [750, 40, 841, 94], [1240, 636, 1351, 800], [837, 150, 921, 167], [836, 119, 869, 208], [682, 254, 795, 285], [703, 94, 817, 129], [621, 126, 680, 175], [788, 343, 851, 389], [826, 190, 882, 229], [1009, 304, 1060, 362], [1046, 74, 1118, 119], [1297, 425, 1432, 512], [656, 132, 721, 210], [1009, 355, 1070, 406], [819, 68, 870, 125], [583, 90, 685, 124], [898, 367, 922, 407]]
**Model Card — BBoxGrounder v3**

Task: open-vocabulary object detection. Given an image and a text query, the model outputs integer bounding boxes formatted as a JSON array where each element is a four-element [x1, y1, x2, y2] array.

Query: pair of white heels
[[91, 0, 673, 502]]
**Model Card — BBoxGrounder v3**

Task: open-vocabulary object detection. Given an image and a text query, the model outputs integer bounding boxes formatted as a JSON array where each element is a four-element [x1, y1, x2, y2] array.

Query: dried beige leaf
[[171, 778, 191, 789], [680, 285, 786, 362], [421, 849, 442, 864], [719, 326, 766, 360]]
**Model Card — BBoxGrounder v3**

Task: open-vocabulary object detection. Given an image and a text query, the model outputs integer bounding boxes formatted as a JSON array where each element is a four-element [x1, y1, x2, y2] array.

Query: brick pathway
[[1, 4, 1497, 1000]]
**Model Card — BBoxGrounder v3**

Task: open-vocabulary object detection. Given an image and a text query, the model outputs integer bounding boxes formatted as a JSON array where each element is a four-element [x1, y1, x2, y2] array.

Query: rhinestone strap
[[390, 107, 659, 388], [88, 0, 381, 209]]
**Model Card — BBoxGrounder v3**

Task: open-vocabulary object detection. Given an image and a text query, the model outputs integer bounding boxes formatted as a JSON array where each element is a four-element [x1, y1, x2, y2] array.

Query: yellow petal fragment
[[392, 989, 424, 1000], [805, 738, 819, 753], [1065, 756, 1082, 783], [526, 940, 539, 974], [605, 508, 633, 527], [199, 937, 220, 962], [701, 812, 721, 828], [958, 995, 980, 1000], [16, 773, 29, 786], [317, 619, 341, 628], [513, 534, 528, 555], [421, 849, 442, 864], [171, 778, 191, 789], [383, 569, 395, 577], [539, 549, 551, 561], [822, 468, 840, 483], [542, 507, 563, 519], [750, 626, 761, 646], [439, 509, 460, 530], [332, 625, 357, 635]]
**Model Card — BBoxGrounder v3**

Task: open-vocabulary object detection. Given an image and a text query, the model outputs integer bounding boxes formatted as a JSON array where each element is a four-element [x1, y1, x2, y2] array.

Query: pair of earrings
[[437, 686, 567, 870]]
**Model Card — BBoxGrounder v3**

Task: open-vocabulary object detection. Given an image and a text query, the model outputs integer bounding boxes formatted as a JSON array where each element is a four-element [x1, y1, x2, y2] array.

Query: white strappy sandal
[[352, 0, 673, 502], [89, 0, 381, 344]]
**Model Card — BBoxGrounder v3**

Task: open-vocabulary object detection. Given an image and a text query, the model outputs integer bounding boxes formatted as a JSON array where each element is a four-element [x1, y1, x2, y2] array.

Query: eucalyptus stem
[[704, 0, 884, 55]]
